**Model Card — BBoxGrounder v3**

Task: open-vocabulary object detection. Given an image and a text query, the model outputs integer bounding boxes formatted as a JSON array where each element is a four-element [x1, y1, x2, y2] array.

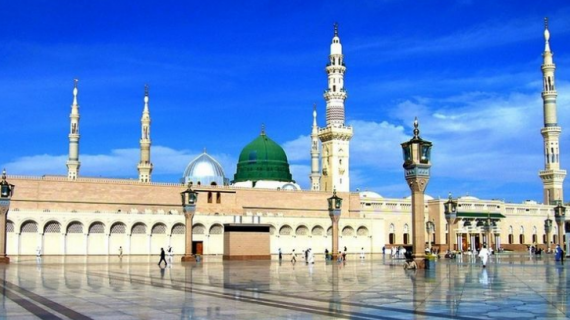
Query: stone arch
[[151, 223, 167, 234], [88, 222, 105, 234], [327, 227, 332, 236], [269, 225, 276, 235], [192, 224, 206, 235], [295, 225, 309, 236], [131, 223, 147, 235], [279, 225, 292, 236], [66, 221, 83, 234], [6, 220, 14, 233], [44, 221, 61, 233], [172, 224, 185, 235], [357, 226, 369, 236], [21, 220, 38, 233], [110, 222, 126, 234], [342, 226, 354, 236], [209, 224, 223, 235], [311, 225, 324, 236]]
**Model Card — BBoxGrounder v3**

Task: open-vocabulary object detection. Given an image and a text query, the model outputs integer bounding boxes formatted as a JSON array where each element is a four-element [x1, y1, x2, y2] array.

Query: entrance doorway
[[192, 241, 203, 255]]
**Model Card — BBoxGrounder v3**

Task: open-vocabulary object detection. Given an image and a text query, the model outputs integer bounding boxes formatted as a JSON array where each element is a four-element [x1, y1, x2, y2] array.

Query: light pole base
[[0, 257, 10, 264], [181, 255, 196, 262], [414, 258, 427, 269]]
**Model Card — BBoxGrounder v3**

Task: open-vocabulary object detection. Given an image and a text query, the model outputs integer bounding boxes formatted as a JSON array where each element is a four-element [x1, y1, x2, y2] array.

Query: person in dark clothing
[[158, 247, 168, 267]]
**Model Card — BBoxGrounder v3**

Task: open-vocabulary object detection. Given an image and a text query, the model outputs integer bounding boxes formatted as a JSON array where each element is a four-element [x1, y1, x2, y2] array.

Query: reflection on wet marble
[[0, 254, 568, 319]]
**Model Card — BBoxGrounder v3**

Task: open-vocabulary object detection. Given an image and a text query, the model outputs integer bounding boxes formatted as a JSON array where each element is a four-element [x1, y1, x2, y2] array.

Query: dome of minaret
[[330, 23, 342, 55], [181, 151, 229, 186]]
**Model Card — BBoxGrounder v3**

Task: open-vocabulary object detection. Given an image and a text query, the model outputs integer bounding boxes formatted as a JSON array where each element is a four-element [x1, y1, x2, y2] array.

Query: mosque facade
[[3, 22, 569, 257]]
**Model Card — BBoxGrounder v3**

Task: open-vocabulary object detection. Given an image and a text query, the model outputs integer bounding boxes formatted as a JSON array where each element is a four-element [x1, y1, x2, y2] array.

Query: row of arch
[[7, 220, 370, 238], [7, 220, 223, 236], [274, 225, 369, 237]]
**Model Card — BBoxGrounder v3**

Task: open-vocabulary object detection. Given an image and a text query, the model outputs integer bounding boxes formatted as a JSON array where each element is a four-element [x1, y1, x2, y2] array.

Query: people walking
[[325, 248, 330, 261], [360, 247, 365, 259], [158, 247, 168, 267], [342, 246, 347, 261], [478, 244, 491, 268], [278, 248, 282, 261], [291, 249, 297, 263], [167, 246, 173, 264], [118, 246, 123, 259], [555, 244, 564, 262], [308, 249, 315, 264]]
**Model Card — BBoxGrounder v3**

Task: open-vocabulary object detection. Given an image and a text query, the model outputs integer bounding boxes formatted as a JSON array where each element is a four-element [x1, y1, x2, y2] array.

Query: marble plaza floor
[[0, 253, 568, 319]]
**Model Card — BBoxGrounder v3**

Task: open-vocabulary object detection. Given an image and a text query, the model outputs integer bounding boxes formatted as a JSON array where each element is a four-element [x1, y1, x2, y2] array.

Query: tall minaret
[[318, 23, 353, 192], [138, 85, 153, 182], [310, 104, 321, 191], [66, 79, 81, 181], [539, 18, 566, 205]]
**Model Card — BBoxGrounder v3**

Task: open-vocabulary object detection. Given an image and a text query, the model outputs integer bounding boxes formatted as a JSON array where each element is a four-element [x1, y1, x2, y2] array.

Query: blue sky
[[2, 1, 570, 204]]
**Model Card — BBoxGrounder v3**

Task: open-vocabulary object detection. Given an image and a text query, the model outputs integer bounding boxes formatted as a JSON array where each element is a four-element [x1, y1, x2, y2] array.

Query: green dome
[[233, 133, 293, 183]]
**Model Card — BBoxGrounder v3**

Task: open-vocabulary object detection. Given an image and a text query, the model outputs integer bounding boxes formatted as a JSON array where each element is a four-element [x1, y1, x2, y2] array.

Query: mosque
[[2, 21, 569, 257]]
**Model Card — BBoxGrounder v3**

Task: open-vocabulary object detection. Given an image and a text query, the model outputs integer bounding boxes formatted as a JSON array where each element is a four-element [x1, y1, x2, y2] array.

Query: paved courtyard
[[0, 253, 567, 319]]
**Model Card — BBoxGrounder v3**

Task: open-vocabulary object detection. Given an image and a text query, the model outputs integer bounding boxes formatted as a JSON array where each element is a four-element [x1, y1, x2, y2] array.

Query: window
[[216, 192, 221, 204], [208, 192, 212, 204]]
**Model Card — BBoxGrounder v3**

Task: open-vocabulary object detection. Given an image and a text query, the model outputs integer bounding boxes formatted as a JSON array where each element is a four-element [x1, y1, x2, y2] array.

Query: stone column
[[447, 219, 455, 252], [557, 224, 563, 247], [330, 214, 340, 259], [407, 180, 428, 266], [181, 204, 196, 262], [0, 202, 10, 263]]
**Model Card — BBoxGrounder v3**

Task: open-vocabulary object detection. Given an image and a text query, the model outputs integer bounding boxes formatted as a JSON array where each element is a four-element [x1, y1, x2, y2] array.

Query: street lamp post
[[483, 212, 493, 250], [328, 189, 343, 260], [181, 184, 198, 262], [554, 203, 566, 247], [444, 193, 458, 252], [426, 221, 435, 252], [544, 216, 553, 253], [401, 118, 432, 269], [0, 169, 15, 264]]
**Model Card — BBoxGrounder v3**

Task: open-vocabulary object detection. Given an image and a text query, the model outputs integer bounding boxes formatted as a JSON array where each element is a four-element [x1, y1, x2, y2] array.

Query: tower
[[310, 104, 321, 190], [137, 85, 153, 182], [539, 18, 566, 205], [66, 79, 81, 180], [318, 23, 353, 192]]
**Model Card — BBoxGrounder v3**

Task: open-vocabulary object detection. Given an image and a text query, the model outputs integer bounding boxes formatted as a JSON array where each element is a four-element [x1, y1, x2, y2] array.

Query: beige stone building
[[3, 21, 568, 257]]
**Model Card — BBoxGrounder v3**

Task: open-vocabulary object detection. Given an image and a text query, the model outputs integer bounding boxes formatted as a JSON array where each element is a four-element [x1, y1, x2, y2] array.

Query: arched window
[[269, 226, 276, 235], [89, 222, 105, 234], [327, 227, 332, 236], [111, 223, 126, 234], [131, 223, 146, 235], [279, 225, 292, 236], [357, 227, 369, 236], [342, 226, 354, 236], [21, 221, 38, 233], [6, 221, 14, 233], [209, 224, 223, 235], [192, 224, 205, 235], [151, 224, 166, 234], [44, 221, 61, 233], [312, 226, 324, 236], [67, 222, 83, 234], [296, 226, 309, 236], [172, 224, 185, 235]]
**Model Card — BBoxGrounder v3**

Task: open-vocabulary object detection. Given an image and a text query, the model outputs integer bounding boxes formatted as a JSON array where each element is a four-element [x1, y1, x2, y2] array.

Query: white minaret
[[318, 23, 353, 192], [66, 79, 81, 181], [539, 18, 566, 205], [138, 84, 153, 182], [310, 104, 321, 190]]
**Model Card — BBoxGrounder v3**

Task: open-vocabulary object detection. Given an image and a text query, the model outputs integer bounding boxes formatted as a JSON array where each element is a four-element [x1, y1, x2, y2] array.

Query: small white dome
[[458, 195, 479, 201], [359, 191, 382, 199], [405, 194, 434, 201]]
